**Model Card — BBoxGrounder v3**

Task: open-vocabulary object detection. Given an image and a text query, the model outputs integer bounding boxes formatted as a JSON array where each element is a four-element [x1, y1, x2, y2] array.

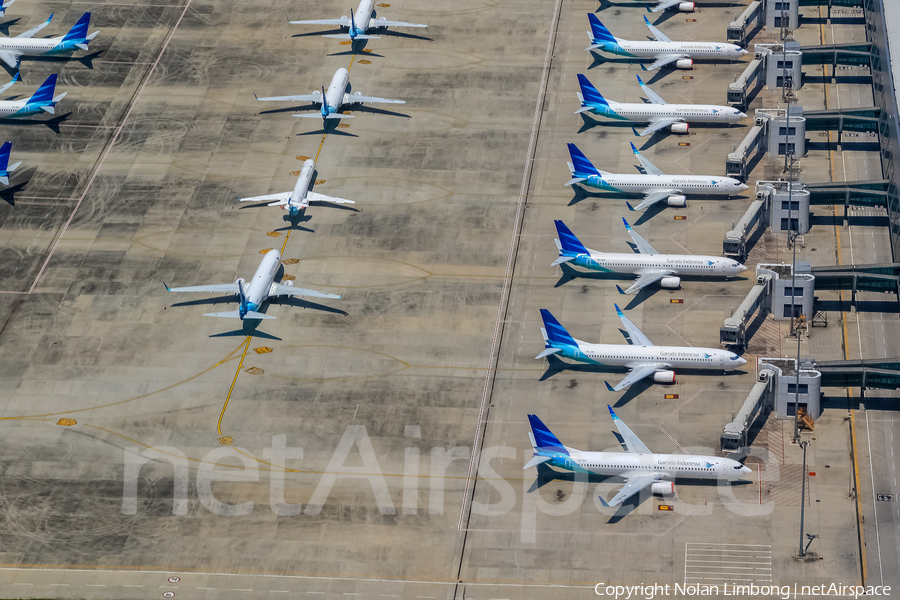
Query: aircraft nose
[[739, 265, 748, 272], [740, 183, 749, 191], [742, 466, 752, 475], [740, 49, 749, 55], [738, 112, 748, 118], [738, 357, 748, 366]]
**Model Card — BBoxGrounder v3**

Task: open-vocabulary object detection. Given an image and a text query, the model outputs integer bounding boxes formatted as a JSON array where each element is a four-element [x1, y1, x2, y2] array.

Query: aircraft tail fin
[[0, 141, 12, 172], [576, 73, 608, 107], [554, 220, 590, 255], [27, 74, 58, 105], [527, 415, 570, 456], [539, 308, 578, 347], [588, 13, 617, 44], [567, 143, 600, 177], [61, 12, 91, 43]]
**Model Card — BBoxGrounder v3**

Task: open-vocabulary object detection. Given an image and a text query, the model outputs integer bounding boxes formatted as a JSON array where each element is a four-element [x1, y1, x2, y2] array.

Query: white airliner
[[164, 249, 340, 321], [239, 158, 354, 217], [576, 73, 746, 136], [254, 67, 404, 121], [0, 12, 98, 69], [525, 409, 752, 507], [0, 72, 65, 117], [566, 143, 747, 211], [289, 0, 427, 41], [536, 306, 747, 391], [552, 219, 746, 294], [586, 14, 746, 70]]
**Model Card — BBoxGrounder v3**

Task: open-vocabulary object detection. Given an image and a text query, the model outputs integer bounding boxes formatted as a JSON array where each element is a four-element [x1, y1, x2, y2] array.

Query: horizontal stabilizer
[[39, 105, 54, 114], [0, 176, 8, 186], [325, 113, 353, 119], [565, 177, 586, 187], [75, 43, 89, 51], [322, 33, 380, 39], [7, 160, 21, 173], [52, 92, 67, 103], [524, 455, 552, 469], [551, 256, 575, 266], [574, 106, 594, 114], [535, 347, 562, 359], [204, 310, 275, 320]]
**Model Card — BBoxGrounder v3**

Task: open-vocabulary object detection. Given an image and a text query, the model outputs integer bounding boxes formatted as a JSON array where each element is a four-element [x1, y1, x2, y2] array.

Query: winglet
[[608, 404, 619, 420], [626, 201, 636, 212], [614, 303, 625, 318], [630, 142, 639, 155], [631, 127, 641, 137], [636, 74, 645, 86], [622, 217, 633, 231], [640, 62, 648, 71], [163, 282, 171, 292], [253, 92, 259, 100], [616, 285, 626, 295], [604, 381, 615, 392], [598, 495, 610, 508], [643, 15, 652, 26]]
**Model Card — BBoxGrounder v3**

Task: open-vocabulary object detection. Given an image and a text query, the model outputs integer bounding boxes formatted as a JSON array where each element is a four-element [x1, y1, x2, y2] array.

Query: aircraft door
[[718, 354, 725, 366]]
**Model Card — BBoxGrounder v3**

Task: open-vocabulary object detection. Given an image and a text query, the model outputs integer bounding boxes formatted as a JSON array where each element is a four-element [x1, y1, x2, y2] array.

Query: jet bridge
[[813, 358, 900, 396], [727, 0, 763, 46], [726, 115, 769, 179], [720, 272, 772, 347], [721, 370, 772, 450], [728, 53, 766, 106], [723, 192, 768, 259]]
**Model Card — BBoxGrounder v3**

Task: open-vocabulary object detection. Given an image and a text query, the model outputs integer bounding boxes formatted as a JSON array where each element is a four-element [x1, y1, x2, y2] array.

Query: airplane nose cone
[[740, 183, 749, 191], [738, 265, 748, 272], [738, 357, 748, 366], [740, 49, 749, 55], [738, 112, 748, 118], [742, 466, 752, 474]]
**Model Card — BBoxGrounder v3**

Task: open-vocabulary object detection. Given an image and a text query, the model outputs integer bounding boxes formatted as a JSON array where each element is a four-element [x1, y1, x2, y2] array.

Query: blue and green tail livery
[[28, 74, 57, 105], [567, 143, 600, 177], [588, 13, 616, 44], [61, 12, 91, 43], [539, 308, 578, 347], [554, 220, 589, 255], [576, 74, 608, 106], [527, 414, 569, 455]]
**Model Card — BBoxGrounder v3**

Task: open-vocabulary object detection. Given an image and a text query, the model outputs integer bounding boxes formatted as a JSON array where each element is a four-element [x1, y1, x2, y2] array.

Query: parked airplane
[[536, 306, 746, 391], [0, 140, 21, 185], [0, 12, 98, 69], [0, 73, 65, 117], [524, 409, 751, 507], [254, 67, 404, 121], [576, 73, 746, 136], [552, 219, 746, 294], [164, 249, 340, 321], [239, 159, 354, 217], [586, 14, 746, 70], [288, 0, 427, 40], [565, 143, 747, 211], [0, 0, 16, 17]]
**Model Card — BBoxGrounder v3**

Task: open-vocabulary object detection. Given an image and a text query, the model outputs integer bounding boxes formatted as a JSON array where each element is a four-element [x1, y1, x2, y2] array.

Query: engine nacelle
[[653, 370, 676, 383], [675, 58, 694, 70], [283, 280, 294, 287], [666, 195, 687, 207], [354, 91, 362, 96], [670, 122, 689, 134], [678, 2, 696, 11], [652, 482, 675, 496], [660, 276, 681, 289]]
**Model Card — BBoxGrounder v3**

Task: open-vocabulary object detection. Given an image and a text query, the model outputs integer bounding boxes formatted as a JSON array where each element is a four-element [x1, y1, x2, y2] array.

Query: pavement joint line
[[27, 0, 194, 294]]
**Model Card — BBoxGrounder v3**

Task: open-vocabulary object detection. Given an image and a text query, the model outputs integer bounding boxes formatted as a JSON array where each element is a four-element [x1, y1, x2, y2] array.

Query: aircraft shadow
[[298, 118, 359, 137], [0, 112, 69, 133], [349, 105, 411, 119], [258, 103, 319, 116], [0, 18, 21, 36], [209, 320, 282, 341], [0, 179, 28, 206], [23, 50, 104, 71], [276, 296, 349, 316]]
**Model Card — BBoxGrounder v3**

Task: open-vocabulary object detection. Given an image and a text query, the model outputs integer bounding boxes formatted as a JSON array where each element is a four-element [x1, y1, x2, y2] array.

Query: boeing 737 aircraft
[[576, 73, 746, 136], [536, 307, 746, 391], [0, 73, 65, 117], [0, 0, 16, 17], [552, 219, 746, 293], [0, 141, 21, 185], [164, 249, 340, 321], [586, 14, 746, 70], [0, 12, 98, 69], [525, 409, 751, 507], [239, 158, 354, 217], [255, 67, 404, 121], [565, 143, 747, 211], [289, 0, 427, 41]]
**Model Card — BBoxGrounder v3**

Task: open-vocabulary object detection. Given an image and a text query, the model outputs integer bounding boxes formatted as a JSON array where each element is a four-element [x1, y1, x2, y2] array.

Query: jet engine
[[675, 59, 693, 70], [652, 482, 675, 495], [660, 276, 681, 289], [354, 91, 362, 95], [653, 370, 676, 383], [669, 122, 689, 134], [678, 2, 696, 11], [666, 195, 687, 207], [283, 280, 294, 287]]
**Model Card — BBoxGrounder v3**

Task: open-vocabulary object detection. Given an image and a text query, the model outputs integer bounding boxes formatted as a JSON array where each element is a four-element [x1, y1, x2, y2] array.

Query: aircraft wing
[[615, 303, 654, 346], [622, 218, 658, 254], [605, 364, 660, 392], [636, 118, 683, 137], [643, 15, 672, 42], [288, 17, 351, 26], [636, 75, 667, 105], [165, 283, 240, 294], [630, 143, 665, 175], [644, 54, 687, 70], [268, 282, 341, 300], [255, 91, 322, 103], [367, 18, 427, 28], [0, 73, 18, 94], [16, 14, 53, 39], [343, 92, 405, 105], [629, 189, 678, 211], [601, 473, 661, 507], [306, 191, 355, 204], [238, 191, 291, 204], [608, 405, 653, 454], [620, 270, 674, 294], [0, 52, 16, 69]]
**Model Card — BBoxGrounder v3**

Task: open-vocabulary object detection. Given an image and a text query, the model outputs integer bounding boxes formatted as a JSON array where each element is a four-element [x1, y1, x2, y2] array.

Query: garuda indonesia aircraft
[[565, 143, 747, 211], [0, 12, 98, 69], [525, 410, 751, 507], [536, 307, 746, 391], [164, 249, 340, 321], [639, 0, 700, 12], [552, 219, 746, 294], [289, 0, 427, 41], [239, 158, 355, 217], [0, 0, 16, 17], [0, 141, 21, 185], [254, 67, 404, 121], [576, 73, 746, 136], [0, 73, 65, 117], [586, 14, 746, 70]]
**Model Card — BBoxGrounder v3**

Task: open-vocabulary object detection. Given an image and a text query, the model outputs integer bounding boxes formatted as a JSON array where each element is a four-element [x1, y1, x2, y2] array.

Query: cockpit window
[[734, 465, 743, 470]]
